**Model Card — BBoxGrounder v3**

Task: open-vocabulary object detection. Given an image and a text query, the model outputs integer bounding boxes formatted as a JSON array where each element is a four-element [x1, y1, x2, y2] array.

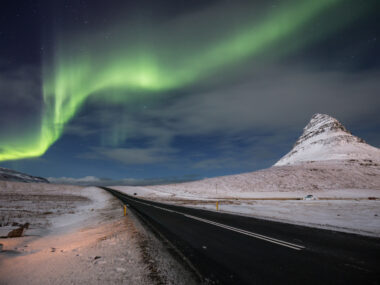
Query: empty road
[[101, 187, 380, 284]]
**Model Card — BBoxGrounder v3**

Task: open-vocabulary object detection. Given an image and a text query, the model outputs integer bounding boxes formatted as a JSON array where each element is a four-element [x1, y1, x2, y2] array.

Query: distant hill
[[0, 167, 48, 183]]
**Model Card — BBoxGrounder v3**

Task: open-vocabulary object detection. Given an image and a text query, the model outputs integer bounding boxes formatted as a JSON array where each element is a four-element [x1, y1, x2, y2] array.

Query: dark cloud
[[71, 64, 380, 170], [88, 146, 177, 165], [0, 64, 41, 111], [0, 64, 42, 140], [152, 66, 380, 135]]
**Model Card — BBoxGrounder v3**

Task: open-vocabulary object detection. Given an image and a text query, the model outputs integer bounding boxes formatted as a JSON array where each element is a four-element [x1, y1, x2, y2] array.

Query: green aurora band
[[0, 0, 363, 161]]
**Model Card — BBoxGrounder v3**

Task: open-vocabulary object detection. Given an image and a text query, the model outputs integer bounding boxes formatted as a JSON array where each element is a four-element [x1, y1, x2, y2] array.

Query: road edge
[[100, 187, 205, 284]]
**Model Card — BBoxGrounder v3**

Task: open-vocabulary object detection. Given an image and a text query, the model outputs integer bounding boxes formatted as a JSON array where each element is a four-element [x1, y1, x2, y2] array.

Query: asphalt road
[[101, 187, 380, 284]]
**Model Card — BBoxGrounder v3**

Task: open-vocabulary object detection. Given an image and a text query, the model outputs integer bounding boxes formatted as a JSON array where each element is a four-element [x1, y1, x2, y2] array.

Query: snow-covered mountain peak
[[275, 113, 380, 166], [295, 113, 362, 146]]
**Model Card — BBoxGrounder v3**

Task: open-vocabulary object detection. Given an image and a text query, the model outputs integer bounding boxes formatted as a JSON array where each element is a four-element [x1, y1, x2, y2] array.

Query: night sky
[[1, 0, 379, 185]]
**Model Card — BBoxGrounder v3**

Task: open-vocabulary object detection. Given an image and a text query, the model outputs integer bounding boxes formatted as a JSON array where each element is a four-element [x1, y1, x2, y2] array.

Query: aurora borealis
[[1, 0, 379, 181]]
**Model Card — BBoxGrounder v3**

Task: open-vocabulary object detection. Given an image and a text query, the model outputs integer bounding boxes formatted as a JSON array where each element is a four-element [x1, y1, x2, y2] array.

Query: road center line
[[183, 214, 304, 250], [129, 197, 304, 251]]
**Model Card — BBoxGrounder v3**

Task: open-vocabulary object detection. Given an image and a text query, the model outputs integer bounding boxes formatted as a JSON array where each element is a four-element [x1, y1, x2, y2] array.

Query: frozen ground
[[0, 181, 108, 236], [0, 181, 196, 285], [112, 160, 380, 199], [179, 199, 380, 237], [111, 159, 380, 237], [113, 185, 380, 237], [111, 160, 380, 201]]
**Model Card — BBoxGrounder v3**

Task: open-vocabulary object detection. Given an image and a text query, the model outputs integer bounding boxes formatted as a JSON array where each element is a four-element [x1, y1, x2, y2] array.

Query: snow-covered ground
[[182, 199, 380, 237], [112, 184, 380, 237], [112, 159, 380, 199], [0, 181, 111, 236], [0, 181, 196, 285], [111, 159, 380, 238]]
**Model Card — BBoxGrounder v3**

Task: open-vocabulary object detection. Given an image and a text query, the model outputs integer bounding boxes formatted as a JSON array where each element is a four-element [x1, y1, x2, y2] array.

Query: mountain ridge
[[0, 167, 49, 183]]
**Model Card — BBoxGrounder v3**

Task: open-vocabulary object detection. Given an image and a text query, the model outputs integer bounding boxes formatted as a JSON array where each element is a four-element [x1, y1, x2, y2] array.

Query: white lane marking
[[129, 198, 304, 251], [183, 214, 304, 250]]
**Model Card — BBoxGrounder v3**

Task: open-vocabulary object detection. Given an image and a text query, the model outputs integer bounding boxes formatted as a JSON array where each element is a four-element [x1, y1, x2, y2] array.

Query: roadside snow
[[187, 200, 380, 237], [111, 161, 380, 237], [0, 182, 113, 236], [49, 186, 117, 233], [0, 181, 197, 285], [112, 185, 380, 237], [0, 215, 151, 285]]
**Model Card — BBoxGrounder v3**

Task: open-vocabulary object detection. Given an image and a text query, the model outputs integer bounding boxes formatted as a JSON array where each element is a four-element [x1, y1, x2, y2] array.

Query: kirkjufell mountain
[[142, 113, 380, 196], [275, 113, 380, 166]]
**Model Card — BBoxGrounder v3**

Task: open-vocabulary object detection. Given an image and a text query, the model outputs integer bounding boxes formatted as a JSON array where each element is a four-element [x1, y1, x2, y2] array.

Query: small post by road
[[216, 201, 219, 211], [123, 205, 127, 216]]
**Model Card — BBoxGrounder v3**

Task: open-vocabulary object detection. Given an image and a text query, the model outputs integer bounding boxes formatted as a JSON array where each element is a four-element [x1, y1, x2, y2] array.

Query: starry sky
[[0, 0, 379, 185]]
